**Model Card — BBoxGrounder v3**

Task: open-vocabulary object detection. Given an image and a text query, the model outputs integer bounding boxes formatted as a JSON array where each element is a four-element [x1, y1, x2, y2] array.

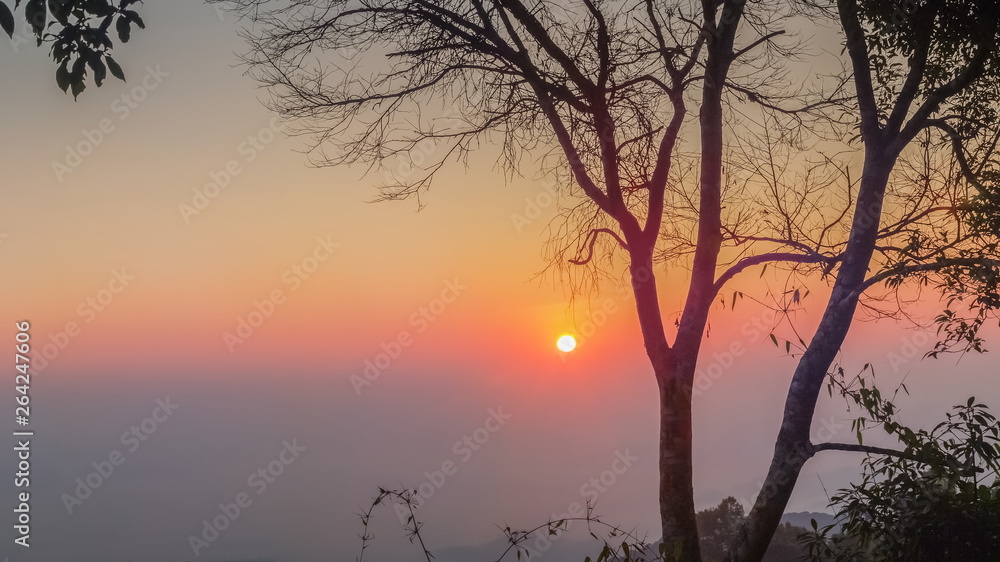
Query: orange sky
[[2, 2, 998, 561]]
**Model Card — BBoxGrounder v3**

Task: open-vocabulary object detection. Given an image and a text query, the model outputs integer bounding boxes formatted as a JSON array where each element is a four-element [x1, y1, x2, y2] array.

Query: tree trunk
[[626, 4, 745, 557], [657, 366, 700, 561], [729, 145, 899, 562], [627, 248, 702, 561]]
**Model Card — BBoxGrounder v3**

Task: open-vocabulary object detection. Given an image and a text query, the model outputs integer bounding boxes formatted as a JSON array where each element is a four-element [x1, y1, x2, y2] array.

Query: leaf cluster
[[802, 386, 1000, 562], [0, 0, 146, 98]]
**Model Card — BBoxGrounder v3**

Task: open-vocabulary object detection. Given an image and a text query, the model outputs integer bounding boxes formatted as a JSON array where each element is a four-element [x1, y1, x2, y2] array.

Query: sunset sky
[[2, 2, 998, 561]]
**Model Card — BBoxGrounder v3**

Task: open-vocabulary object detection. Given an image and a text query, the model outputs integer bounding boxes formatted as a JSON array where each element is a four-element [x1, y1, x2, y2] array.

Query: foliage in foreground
[[801, 382, 1000, 562], [357, 488, 664, 562], [356, 387, 1000, 562], [355, 490, 810, 562]]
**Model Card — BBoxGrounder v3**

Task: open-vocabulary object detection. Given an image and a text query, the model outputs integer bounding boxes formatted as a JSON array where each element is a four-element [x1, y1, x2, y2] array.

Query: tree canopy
[[1, 0, 146, 97], [802, 384, 1000, 561]]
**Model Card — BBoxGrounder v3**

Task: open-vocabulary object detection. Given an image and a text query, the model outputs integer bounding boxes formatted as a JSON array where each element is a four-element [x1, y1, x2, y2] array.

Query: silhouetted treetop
[[1, 0, 147, 98]]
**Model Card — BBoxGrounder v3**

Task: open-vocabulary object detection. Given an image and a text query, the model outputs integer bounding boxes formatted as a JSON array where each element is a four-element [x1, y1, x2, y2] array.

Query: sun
[[556, 334, 577, 352]]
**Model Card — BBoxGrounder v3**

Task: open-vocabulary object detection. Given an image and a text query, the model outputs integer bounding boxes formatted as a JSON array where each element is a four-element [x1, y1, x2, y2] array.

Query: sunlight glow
[[557, 334, 577, 352]]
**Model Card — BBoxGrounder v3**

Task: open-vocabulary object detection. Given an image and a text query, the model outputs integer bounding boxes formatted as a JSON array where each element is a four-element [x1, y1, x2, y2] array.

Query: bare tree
[[211, 0, 1000, 560]]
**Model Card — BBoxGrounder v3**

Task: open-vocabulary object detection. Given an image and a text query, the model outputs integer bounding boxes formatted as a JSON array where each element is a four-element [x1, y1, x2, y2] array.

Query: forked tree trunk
[[628, 248, 702, 562], [730, 146, 900, 562], [623, 3, 744, 557]]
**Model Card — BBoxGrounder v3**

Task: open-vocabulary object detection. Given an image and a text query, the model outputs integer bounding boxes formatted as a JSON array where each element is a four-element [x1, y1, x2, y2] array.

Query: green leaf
[[0, 2, 14, 38], [24, 0, 45, 37], [116, 14, 130, 42], [785, 340, 791, 353], [769, 333, 778, 347], [46, 0, 68, 26], [71, 53, 86, 80], [105, 55, 125, 81], [90, 1, 116, 17], [70, 77, 86, 99], [124, 9, 144, 28], [87, 52, 106, 87], [55, 60, 70, 92]]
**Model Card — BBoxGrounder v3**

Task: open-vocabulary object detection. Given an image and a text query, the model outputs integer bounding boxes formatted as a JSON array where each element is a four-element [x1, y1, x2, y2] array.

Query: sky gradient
[[1, 2, 998, 561]]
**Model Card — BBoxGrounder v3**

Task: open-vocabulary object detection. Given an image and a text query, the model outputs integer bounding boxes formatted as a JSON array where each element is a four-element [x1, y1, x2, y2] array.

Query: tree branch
[[883, 5, 933, 135], [811, 441, 922, 462], [898, 7, 1000, 144], [925, 119, 993, 197], [569, 228, 629, 265], [837, 0, 880, 142], [850, 257, 1000, 301], [713, 252, 833, 295], [730, 30, 784, 61]]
